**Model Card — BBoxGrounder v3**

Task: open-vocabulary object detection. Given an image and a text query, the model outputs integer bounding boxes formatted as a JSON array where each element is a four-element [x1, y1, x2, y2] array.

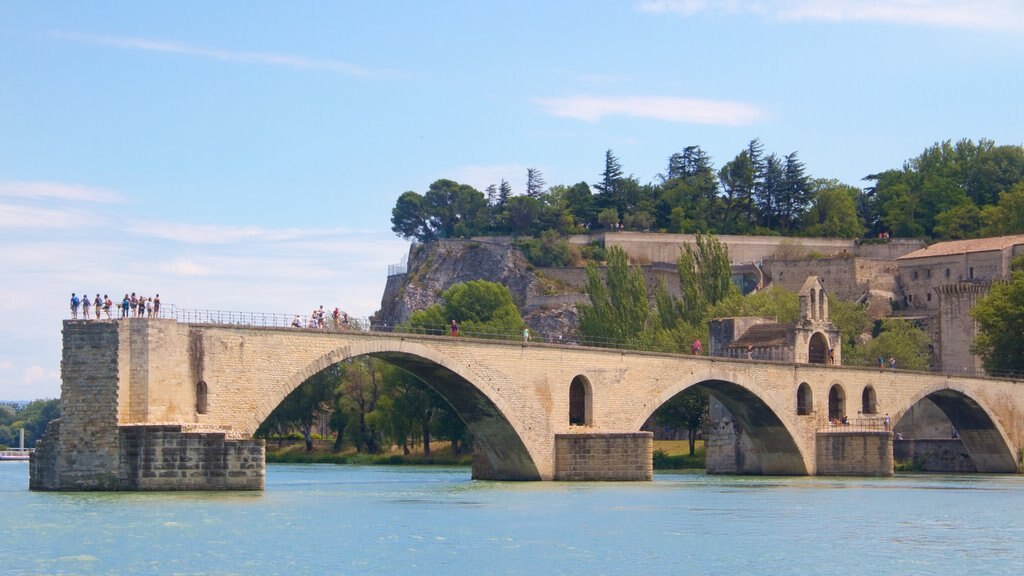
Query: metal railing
[[98, 305, 1024, 380]]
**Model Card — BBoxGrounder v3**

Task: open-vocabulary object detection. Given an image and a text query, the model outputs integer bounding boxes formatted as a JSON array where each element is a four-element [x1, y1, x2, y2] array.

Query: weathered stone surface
[[31, 318, 1024, 490]]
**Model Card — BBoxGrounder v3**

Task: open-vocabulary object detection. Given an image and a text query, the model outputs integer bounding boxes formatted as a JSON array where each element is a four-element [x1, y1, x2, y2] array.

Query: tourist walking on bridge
[[450, 319, 459, 337], [81, 294, 91, 319], [70, 293, 80, 319], [94, 295, 102, 320]]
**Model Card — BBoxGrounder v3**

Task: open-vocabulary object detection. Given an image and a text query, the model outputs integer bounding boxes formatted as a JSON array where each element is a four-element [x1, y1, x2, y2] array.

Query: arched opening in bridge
[[569, 375, 592, 426], [196, 380, 208, 414], [828, 385, 846, 421], [644, 380, 808, 476], [808, 332, 829, 364], [861, 385, 877, 415], [893, 389, 1017, 474], [796, 383, 813, 415]]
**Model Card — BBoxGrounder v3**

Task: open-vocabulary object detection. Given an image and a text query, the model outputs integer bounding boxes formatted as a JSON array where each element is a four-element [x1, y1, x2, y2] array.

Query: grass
[[265, 440, 472, 466], [652, 439, 706, 470], [265, 439, 704, 470]]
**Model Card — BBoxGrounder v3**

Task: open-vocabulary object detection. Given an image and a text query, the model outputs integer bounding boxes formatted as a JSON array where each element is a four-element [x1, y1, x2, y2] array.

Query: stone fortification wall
[[120, 425, 264, 490], [554, 432, 653, 481], [936, 283, 988, 374], [768, 258, 897, 300], [588, 232, 923, 265], [815, 432, 894, 476]]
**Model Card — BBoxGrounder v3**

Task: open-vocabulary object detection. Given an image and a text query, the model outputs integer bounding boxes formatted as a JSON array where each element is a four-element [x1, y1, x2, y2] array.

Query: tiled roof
[[728, 323, 791, 348], [897, 235, 1024, 260]]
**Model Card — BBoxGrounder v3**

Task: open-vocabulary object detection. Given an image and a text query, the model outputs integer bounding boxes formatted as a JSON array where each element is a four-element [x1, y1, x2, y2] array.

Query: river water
[[3, 462, 1024, 575]]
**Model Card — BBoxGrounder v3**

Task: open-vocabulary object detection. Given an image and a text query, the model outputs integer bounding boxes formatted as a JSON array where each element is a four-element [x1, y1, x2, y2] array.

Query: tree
[[526, 167, 546, 199], [802, 179, 865, 238], [653, 388, 708, 455], [391, 191, 432, 241], [676, 233, 738, 326], [844, 319, 932, 370], [258, 364, 340, 452], [577, 246, 651, 347], [406, 280, 524, 339], [980, 181, 1024, 236], [972, 256, 1024, 375]]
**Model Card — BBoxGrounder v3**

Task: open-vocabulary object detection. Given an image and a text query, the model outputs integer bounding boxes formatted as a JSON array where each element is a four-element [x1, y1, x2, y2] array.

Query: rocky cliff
[[375, 239, 582, 343]]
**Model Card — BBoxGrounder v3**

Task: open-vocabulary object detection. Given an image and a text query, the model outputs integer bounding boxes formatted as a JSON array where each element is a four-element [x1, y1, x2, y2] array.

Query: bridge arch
[[899, 383, 1019, 473], [254, 339, 543, 481], [639, 376, 809, 475], [808, 332, 829, 364]]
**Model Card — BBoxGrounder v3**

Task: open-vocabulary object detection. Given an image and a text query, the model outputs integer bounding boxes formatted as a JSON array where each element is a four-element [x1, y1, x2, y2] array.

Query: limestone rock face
[[376, 239, 580, 343]]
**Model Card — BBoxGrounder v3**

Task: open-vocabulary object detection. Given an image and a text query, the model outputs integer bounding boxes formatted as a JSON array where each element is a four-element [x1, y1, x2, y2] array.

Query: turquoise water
[[3, 462, 1024, 575]]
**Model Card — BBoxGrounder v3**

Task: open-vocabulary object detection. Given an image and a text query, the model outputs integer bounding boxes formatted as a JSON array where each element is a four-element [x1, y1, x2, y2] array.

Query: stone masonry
[[31, 318, 1024, 490]]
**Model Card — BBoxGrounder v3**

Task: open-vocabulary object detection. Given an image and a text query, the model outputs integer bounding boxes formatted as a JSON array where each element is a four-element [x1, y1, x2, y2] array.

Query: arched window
[[808, 332, 829, 364], [196, 381, 208, 414], [569, 376, 591, 426], [861, 386, 877, 415], [797, 383, 813, 415], [828, 384, 845, 421]]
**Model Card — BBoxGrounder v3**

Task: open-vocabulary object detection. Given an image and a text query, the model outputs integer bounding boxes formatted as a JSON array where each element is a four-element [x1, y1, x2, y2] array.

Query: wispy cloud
[[0, 203, 92, 229], [535, 95, 766, 126], [50, 31, 376, 77], [122, 221, 355, 244], [637, 0, 1024, 31], [0, 181, 122, 203]]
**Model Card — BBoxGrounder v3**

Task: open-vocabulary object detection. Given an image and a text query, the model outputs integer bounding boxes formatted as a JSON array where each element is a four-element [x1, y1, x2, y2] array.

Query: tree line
[[0, 399, 59, 449], [392, 139, 1024, 244]]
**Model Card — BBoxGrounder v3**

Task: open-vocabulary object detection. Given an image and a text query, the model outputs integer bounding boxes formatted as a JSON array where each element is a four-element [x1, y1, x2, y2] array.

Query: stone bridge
[[30, 318, 1024, 490]]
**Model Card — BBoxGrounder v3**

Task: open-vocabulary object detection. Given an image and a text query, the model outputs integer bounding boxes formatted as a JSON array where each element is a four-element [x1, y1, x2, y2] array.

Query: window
[[945, 268, 950, 278], [569, 376, 591, 426], [912, 270, 918, 280], [927, 292, 932, 302], [196, 381, 208, 414], [797, 383, 813, 416], [969, 267, 974, 279]]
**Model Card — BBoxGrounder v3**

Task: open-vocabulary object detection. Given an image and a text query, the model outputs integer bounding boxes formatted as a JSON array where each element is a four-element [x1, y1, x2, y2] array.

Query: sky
[[2, 1, 1023, 400]]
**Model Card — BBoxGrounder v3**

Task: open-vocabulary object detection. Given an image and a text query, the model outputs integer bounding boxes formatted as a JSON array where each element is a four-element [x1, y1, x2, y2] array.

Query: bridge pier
[[30, 321, 264, 491], [553, 432, 653, 481]]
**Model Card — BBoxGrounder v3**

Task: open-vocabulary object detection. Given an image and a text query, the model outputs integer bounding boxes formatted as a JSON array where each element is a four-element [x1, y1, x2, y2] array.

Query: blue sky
[[2, 1, 1023, 400]]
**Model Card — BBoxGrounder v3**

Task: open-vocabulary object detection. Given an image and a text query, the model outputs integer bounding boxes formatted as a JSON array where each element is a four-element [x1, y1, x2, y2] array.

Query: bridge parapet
[[29, 316, 1024, 490]]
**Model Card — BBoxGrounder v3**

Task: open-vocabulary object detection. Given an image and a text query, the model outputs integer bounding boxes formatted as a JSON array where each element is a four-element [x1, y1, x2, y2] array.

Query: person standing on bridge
[[70, 293, 80, 319], [81, 294, 91, 319], [523, 326, 530, 343], [691, 338, 702, 355], [94, 294, 102, 320], [451, 319, 459, 337]]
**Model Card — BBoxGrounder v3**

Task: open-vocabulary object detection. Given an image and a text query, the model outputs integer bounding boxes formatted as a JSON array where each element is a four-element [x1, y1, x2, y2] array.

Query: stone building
[[709, 276, 842, 365], [896, 234, 1024, 373]]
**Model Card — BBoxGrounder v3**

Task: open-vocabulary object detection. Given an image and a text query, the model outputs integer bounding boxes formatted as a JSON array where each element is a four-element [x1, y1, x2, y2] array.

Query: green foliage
[[391, 138, 1024, 243], [844, 319, 932, 370], [827, 298, 872, 349], [577, 246, 651, 347], [676, 233, 738, 326], [0, 399, 59, 448], [515, 231, 580, 267], [803, 179, 866, 238], [971, 256, 1024, 375], [708, 286, 800, 323], [405, 280, 524, 340], [652, 388, 709, 455]]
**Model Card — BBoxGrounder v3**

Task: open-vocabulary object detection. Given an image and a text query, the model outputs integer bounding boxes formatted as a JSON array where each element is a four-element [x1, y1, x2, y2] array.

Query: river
[[3, 462, 1023, 575]]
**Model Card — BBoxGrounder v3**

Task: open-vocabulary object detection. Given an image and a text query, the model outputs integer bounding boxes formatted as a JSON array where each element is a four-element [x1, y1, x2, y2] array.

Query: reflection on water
[[3, 462, 1024, 575]]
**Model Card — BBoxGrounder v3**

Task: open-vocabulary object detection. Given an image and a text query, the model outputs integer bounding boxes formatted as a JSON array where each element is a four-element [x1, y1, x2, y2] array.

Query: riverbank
[[265, 439, 705, 469]]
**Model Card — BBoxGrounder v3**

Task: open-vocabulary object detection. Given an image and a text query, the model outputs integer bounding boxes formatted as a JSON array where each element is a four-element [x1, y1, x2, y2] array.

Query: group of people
[[291, 306, 349, 330], [878, 355, 897, 369], [70, 292, 160, 320]]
